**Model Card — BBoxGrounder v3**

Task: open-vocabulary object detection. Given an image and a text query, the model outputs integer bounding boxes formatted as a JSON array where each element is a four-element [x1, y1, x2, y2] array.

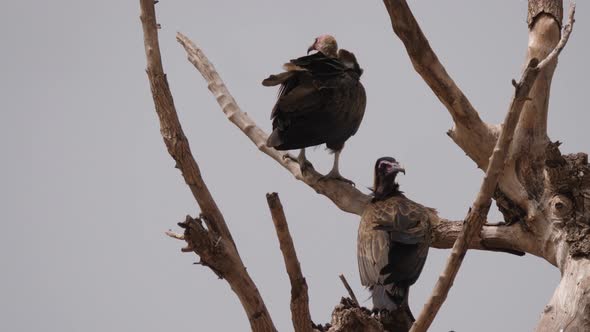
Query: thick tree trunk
[[533, 148, 590, 331], [537, 258, 590, 332]]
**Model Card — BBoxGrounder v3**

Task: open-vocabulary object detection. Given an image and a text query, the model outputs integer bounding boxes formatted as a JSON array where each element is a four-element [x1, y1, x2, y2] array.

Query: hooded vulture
[[357, 157, 434, 317], [262, 34, 366, 184]]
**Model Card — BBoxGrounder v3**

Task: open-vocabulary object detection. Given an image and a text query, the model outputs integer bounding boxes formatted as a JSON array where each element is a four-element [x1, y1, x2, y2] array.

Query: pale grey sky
[[2, 1, 588, 331]]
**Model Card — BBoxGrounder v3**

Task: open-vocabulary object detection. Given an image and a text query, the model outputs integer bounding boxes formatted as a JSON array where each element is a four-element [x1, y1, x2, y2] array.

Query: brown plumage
[[357, 157, 434, 315], [262, 34, 366, 184]]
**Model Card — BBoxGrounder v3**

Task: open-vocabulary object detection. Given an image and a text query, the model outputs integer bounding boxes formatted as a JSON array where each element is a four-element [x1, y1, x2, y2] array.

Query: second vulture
[[357, 157, 435, 320], [262, 34, 366, 184]]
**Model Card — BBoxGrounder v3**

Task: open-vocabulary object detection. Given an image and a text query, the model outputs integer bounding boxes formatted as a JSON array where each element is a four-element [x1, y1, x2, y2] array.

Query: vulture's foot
[[282, 152, 313, 173], [320, 170, 355, 186], [297, 157, 313, 173]]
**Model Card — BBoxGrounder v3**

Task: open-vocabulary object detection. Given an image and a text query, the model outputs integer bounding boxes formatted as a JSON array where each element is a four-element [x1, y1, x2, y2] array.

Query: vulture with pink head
[[358, 157, 434, 320], [262, 34, 366, 184]]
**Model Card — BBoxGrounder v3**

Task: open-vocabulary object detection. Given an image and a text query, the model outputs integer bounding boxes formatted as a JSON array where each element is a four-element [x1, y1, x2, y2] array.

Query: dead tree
[[139, 0, 588, 331]]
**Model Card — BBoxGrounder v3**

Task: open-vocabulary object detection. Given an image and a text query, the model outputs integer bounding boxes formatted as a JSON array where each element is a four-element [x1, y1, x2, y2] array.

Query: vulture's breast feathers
[[366, 195, 435, 245]]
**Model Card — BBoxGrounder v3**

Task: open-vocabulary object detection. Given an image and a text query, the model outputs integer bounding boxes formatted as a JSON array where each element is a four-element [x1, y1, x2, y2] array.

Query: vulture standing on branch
[[357, 157, 434, 318], [262, 34, 366, 184]]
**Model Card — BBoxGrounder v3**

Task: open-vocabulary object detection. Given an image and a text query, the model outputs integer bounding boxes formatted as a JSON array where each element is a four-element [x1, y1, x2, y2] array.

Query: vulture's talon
[[320, 171, 355, 186], [282, 153, 295, 162], [298, 159, 313, 173]]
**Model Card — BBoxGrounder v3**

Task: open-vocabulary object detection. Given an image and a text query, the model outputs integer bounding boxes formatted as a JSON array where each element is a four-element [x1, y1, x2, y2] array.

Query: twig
[[338, 274, 359, 307], [266, 193, 313, 332], [165, 230, 185, 240], [382, 0, 497, 170], [139, 1, 277, 331], [176, 32, 371, 216], [410, 5, 576, 331]]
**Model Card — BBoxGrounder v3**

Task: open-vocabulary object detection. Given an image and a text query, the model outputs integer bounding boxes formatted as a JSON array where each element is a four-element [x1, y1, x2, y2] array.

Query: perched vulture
[[262, 34, 366, 184], [357, 157, 434, 316]]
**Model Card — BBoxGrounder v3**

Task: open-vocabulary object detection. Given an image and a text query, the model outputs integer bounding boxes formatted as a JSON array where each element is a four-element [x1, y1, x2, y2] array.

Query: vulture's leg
[[297, 149, 312, 172], [297, 148, 313, 173], [321, 149, 355, 186], [283, 149, 313, 172]]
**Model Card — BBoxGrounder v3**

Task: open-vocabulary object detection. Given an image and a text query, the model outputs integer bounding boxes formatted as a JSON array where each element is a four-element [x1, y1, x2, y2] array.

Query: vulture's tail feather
[[371, 284, 409, 312], [386, 285, 408, 306], [266, 130, 283, 148]]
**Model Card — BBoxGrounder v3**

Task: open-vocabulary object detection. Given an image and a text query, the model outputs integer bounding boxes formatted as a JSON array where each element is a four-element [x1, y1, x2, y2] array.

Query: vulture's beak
[[392, 162, 406, 175], [307, 44, 315, 54]]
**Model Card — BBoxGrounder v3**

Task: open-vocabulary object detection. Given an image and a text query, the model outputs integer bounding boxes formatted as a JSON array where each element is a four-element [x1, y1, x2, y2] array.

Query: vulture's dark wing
[[263, 51, 365, 150], [358, 219, 390, 287], [358, 196, 434, 288], [337, 49, 363, 76]]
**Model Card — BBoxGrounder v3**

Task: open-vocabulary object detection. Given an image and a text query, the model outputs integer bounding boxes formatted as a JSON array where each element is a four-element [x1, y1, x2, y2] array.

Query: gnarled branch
[[382, 0, 498, 171], [504, 1, 574, 214], [139, 1, 276, 330]]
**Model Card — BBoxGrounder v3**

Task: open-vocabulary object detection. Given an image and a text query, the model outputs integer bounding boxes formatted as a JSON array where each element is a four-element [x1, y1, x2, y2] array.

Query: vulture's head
[[307, 34, 338, 58], [372, 157, 405, 201]]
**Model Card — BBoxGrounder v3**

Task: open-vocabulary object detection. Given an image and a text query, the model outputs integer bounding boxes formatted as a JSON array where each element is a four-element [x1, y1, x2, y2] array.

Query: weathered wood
[[528, 0, 563, 27], [266, 193, 313, 332], [536, 258, 590, 331], [411, 55, 554, 332], [139, 1, 276, 331], [382, 0, 498, 171], [382, 1, 580, 331]]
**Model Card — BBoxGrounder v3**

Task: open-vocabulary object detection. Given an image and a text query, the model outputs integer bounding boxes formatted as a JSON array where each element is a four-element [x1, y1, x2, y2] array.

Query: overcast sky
[[3, 1, 589, 331]]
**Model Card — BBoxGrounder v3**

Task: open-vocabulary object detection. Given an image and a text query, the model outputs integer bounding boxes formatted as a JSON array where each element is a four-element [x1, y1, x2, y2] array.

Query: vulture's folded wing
[[368, 196, 433, 285], [381, 240, 429, 286], [357, 223, 390, 287], [337, 49, 363, 76]]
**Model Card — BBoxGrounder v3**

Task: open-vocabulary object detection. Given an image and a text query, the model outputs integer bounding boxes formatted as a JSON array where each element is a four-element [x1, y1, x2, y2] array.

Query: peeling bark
[[537, 258, 590, 332]]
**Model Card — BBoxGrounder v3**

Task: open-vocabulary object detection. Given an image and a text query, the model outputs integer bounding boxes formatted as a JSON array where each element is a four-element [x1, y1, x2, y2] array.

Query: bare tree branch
[[505, 0, 569, 209], [139, 1, 276, 330], [266, 193, 313, 332], [338, 274, 359, 308], [432, 220, 534, 259], [528, 0, 564, 27], [411, 6, 576, 330], [176, 32, 370, 216], [140, 0, 235, 248], [382, 0, 498, 170]]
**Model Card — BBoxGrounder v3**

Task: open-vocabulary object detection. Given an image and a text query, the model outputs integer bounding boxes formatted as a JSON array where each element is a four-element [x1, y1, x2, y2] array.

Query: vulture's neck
[[372, 181, 401, 202], [322, 49, 338, 58]]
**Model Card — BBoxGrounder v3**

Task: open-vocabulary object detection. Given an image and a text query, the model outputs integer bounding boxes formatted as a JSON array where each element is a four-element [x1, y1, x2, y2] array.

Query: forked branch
[[410, 5, 576, 331], [382, 0, 498, 170]]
